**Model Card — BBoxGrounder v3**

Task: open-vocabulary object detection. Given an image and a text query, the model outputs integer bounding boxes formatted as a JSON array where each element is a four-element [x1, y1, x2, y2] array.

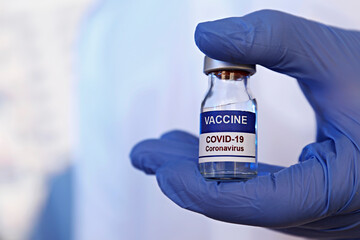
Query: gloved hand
[[130, 10, 360, 239]]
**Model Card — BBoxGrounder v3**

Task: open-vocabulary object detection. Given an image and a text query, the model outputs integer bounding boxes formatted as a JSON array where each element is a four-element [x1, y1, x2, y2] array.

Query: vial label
[[199, 110, 256, 163]]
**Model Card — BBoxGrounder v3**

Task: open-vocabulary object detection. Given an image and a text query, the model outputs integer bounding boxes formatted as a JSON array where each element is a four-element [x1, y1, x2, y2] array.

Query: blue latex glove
[[131, 10, 360, 239]]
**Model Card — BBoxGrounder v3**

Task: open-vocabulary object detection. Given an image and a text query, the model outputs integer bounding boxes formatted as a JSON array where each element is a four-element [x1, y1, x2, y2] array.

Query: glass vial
[[199, 56, 258, 181]]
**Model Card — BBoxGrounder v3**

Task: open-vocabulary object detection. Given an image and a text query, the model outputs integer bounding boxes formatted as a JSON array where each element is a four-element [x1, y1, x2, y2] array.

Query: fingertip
[[160, 130, 198, 144], [156, 160, 201, 189], [130, 139, 158, 172], [156, 160, 206, 210], [194, 22, 207, 51], [130, 139, 154, 158], [194, 17, 255, 63]]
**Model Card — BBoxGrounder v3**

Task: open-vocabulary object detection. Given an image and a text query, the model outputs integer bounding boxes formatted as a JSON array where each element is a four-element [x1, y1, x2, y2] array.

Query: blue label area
[[200, 110, 255, 134]]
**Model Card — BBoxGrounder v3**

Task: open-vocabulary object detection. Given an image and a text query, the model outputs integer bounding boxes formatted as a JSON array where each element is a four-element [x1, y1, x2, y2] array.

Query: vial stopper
[[203, 56, 256, 75]]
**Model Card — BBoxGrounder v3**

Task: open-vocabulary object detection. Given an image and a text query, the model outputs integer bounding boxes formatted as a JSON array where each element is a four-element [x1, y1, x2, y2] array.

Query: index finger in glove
[[130, 130, 198, 174], [195, 9, 359, 81]]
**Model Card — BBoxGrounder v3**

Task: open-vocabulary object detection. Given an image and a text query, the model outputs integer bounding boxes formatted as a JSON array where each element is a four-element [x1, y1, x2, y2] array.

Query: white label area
[[199, 132, 255, 163]]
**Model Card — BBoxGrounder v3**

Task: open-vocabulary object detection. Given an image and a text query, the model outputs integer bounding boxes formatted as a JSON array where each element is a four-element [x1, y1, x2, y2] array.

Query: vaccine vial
[[199, 56, 258, 181]]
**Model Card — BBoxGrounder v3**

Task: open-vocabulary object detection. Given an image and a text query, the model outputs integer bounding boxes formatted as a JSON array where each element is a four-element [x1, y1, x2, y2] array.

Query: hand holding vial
[[131, 10, 360, 239]]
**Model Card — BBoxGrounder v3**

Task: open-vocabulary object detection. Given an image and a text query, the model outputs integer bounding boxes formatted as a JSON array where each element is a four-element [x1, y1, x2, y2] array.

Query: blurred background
[[1, 0, 360, 239]]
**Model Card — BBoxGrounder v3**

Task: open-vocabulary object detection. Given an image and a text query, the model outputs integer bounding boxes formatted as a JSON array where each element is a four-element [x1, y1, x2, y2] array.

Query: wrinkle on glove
[[131, 10, 360, 239]]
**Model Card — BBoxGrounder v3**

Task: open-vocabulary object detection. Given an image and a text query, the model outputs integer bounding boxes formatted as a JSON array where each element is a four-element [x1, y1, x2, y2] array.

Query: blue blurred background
[[1, 0, 360, 239]]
